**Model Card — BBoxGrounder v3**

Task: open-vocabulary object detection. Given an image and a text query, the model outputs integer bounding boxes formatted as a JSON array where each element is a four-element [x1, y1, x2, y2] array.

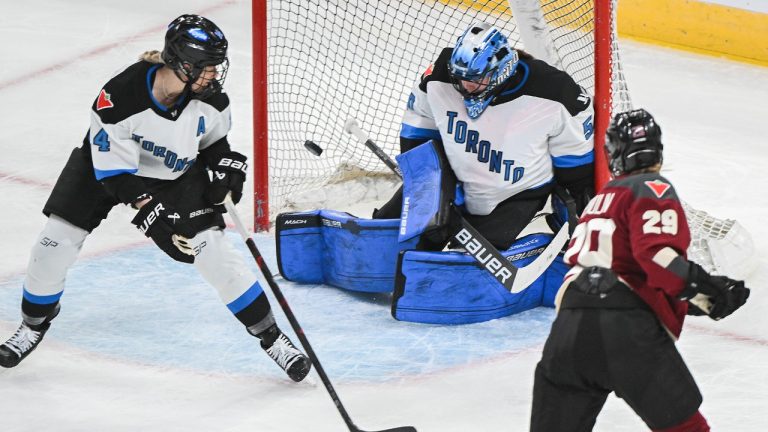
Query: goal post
[[252, 0, 269, 231], [594, 0, 613, 190]]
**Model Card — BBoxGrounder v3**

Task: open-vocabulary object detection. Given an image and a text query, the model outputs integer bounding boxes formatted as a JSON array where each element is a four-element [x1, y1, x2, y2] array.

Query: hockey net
[[253, 0, 754, 278]]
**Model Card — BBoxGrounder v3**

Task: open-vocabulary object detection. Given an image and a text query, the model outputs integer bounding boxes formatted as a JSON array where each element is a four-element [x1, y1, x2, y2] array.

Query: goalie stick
[[224, 198, 418, 432], [343, 118, 569, 293]]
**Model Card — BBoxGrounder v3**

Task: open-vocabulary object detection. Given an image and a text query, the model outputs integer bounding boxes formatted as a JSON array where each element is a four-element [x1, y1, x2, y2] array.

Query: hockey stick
[[224, 198, 417, 432], [344, 118, 568, 293]]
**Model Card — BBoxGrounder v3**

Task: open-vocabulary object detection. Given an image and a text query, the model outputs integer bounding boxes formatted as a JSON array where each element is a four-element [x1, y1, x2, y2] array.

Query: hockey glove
[[205, 151, 247, 205], [571, 184, 595, 216], [685, 301, 708, 316], [131, 197, 195, 264], [678, 262, 750, 320], [545, 185, 579, 236]]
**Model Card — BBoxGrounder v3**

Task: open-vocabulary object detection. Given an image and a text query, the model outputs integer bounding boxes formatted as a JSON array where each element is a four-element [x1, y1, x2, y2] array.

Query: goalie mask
[[448, 22, 519, 119], [605, 108, 663, 176], [162, 14, 229, 99]]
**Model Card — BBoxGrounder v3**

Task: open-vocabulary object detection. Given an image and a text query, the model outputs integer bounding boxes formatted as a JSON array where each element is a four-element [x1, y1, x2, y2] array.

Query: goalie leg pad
[[392, 233, 568, 325], [277, 210, 420, 292]]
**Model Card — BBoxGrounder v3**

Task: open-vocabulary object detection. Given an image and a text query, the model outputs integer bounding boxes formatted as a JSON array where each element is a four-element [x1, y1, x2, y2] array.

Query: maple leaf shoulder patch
[[96, 89, 114, 111], [421, 63, 434, 80]]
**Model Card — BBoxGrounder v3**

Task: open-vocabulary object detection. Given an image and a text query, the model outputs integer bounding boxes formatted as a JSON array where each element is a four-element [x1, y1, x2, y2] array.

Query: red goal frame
[[251, 0, 615, 232], [252, 0, 270, 232]]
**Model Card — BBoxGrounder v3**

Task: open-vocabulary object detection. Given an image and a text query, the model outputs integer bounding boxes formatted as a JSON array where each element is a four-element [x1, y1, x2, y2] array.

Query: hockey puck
[[304, 140, 323, 156]]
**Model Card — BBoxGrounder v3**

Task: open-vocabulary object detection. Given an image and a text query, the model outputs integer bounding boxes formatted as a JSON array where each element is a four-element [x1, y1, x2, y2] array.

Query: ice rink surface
[[1, 1, 766, 431]]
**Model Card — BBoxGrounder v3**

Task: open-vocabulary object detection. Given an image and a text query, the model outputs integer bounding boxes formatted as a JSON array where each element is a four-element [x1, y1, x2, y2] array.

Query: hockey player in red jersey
[[530, 109, 750, 431], [0, 15, 310, 382]]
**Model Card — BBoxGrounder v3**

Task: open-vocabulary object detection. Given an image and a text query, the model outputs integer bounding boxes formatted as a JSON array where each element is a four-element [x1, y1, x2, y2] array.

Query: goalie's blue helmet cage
[[162, 14, 229, 99], [449, 22, 519, 119], [605, 108, 664, 176]]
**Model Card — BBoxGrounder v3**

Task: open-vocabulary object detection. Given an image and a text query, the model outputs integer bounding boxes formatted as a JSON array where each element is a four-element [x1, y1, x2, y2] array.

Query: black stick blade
[[304, 140, 323, 156]]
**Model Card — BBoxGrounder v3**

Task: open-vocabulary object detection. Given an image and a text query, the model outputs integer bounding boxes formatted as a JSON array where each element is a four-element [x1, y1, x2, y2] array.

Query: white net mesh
[[261, 0, 754, 276], [264, 0, 629, 217], [682, 202, 755, 278]]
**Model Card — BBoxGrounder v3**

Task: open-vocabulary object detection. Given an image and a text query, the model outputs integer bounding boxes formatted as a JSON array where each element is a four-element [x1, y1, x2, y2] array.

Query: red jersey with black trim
[[563, 172, 691, 338]]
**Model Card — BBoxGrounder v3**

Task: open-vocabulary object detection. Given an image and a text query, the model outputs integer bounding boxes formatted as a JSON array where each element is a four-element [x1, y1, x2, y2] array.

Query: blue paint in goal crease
[[0, 232, 554, 382]]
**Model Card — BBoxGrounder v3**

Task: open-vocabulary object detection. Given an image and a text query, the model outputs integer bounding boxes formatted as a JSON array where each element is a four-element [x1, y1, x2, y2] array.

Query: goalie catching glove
[[131, 196, 196, 263], [678, 262, 750, 320], [205, 151, 247, 205]]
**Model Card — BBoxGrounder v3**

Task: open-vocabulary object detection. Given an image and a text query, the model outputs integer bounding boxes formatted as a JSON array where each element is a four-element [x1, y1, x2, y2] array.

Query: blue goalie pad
[[392, 233, 568, 325], [276, 210, 420, 293], [396, 140, 455, 242]]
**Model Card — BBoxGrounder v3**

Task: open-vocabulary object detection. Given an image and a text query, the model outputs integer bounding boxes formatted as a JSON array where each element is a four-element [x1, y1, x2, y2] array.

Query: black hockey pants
[[530, 268, 703, 431]]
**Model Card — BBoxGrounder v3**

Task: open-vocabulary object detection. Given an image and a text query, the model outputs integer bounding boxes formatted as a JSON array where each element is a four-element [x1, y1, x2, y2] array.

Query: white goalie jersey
[[401, 48, 594, 216]]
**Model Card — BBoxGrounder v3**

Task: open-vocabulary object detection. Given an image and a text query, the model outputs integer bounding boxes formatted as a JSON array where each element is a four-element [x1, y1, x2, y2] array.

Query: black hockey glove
[[678, 262, 750, 320], [131, 197, 195, 264], [205, 151, 247, 205], [685, 301, 708, 316], [545, 185, 580, 236]]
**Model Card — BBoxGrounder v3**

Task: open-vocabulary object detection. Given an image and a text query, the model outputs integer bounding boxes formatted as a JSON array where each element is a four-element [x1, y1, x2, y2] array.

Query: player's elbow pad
[[100, 173, 148, 206]]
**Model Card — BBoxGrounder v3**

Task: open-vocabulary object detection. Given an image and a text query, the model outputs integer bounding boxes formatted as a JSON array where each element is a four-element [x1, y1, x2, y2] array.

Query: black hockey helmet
[[605, 108, 663, 176], [161, 14, 229, 99]]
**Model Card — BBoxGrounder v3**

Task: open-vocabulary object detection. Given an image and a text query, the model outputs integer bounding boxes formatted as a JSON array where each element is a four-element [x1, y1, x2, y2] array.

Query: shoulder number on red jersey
[[642, 209, 678, 235]]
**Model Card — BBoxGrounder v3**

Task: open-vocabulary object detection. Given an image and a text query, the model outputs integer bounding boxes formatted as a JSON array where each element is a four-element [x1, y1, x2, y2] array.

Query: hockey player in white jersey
[[374, 22, 595, 250], [0, 15, 311, 382]]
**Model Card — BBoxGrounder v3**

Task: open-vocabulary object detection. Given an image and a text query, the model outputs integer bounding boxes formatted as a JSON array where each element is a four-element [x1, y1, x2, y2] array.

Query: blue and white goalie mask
[[449, 22, 519, 119]]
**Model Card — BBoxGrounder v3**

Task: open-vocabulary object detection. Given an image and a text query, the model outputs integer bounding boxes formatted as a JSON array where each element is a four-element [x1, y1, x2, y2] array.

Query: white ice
[[1, 1, 766, 431]]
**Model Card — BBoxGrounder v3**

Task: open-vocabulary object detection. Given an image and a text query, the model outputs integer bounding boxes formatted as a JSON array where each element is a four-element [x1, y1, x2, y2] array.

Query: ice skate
[[0, 305, 60, 368], [0, 321, 52, 368], [260, 326, 311, 382]]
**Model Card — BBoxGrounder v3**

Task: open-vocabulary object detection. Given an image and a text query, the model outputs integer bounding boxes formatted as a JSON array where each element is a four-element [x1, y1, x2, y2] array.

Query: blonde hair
[[139, 50, 164, 64]]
